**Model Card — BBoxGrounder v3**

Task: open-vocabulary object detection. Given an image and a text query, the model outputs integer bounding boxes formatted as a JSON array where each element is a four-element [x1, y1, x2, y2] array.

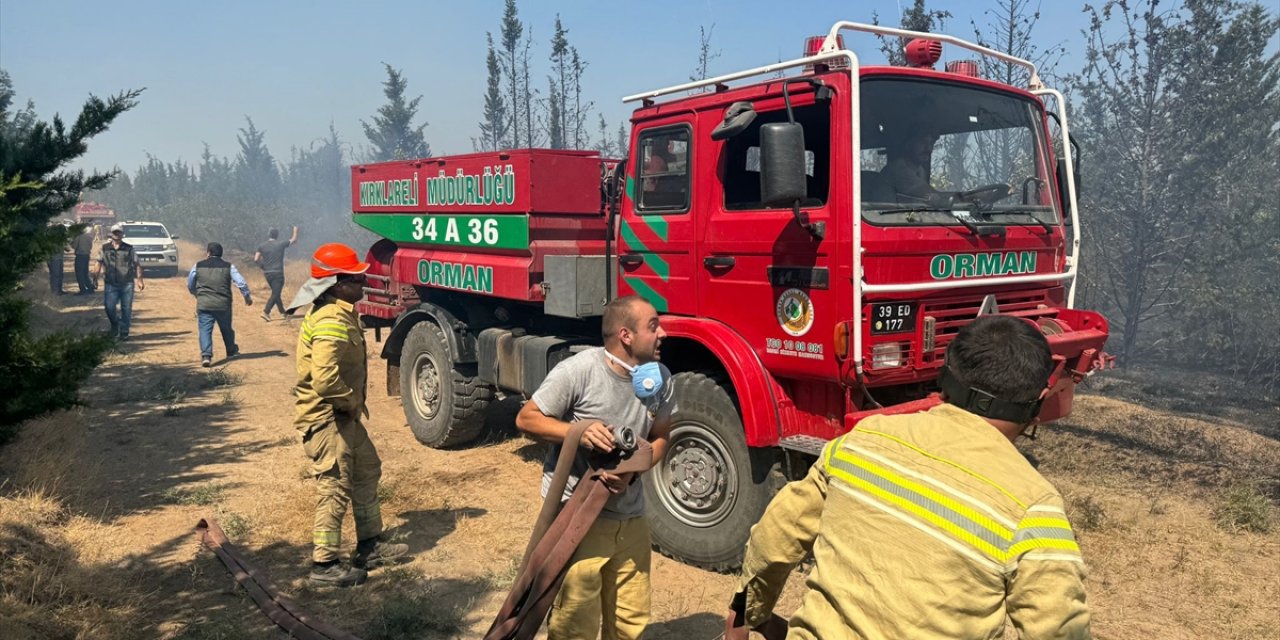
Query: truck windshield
[[122, 224, 169, 238], [859, 78, 1058, 224]]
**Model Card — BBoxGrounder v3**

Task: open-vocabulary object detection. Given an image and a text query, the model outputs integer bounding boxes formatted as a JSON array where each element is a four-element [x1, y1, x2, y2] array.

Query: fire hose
[[195, 517, 363, 640], [483, 421, 653, 640], [194, 424, 784, 640]]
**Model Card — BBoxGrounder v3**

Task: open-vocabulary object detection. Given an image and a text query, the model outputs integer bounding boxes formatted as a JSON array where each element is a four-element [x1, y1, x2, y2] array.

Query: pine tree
[[361, 63, 431, 161], [500, 0, 524, 148], [0, 70, 139, 435], [1157, 0, 1280, 377], [547, 78, 564, 149], [234, 116, 282, 205], [132, 154, 174, 215], [1073, 0, 1239, 362], [477, 33, 510, 151], [615, 122, 629, 159], [521, 28, 540, 147], [596, 114, 613, 156], [197, 143, 234, 200], [550, 16, 570, 148], [570, 48, 591, 149]]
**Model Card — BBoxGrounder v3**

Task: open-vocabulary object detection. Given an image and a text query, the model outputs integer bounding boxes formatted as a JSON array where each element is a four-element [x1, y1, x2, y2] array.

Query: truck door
[[698, 94, 842, 380], [617, 124, 697, 314]]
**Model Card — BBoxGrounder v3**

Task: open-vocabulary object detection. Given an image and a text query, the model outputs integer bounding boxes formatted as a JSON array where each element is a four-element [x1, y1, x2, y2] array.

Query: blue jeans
[[103, 282, 134, 337], [198, 309, 238, 359]]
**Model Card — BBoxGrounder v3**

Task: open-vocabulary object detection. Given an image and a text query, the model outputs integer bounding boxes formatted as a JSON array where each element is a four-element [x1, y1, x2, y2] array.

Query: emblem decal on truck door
[[776, 288, 815, 337]]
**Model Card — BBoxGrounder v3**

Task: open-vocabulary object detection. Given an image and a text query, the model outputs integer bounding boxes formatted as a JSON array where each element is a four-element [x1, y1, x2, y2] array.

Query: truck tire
[[644, 371, 785, 572], [399, 321, 492, 448]]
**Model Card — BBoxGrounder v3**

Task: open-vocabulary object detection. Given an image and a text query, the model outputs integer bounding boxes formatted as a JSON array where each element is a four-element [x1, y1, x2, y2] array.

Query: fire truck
[[72, 201, 117, 234], [352, 22, 1109, 571]]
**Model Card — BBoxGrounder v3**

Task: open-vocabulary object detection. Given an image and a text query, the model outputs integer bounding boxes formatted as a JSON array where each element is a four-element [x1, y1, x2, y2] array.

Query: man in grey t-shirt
[[253, 225, 298, 321], [516, 295, 675, 640]]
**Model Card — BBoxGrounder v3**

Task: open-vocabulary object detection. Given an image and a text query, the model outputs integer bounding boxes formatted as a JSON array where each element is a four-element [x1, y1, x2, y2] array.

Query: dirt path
[[2, 260, 760, 640], [2, 254, 1278, 639]]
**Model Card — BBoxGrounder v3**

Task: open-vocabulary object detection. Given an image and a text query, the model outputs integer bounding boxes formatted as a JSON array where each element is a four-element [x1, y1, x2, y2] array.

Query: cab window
[[722, 102, 831, 210], [636, 127, 690, 213]]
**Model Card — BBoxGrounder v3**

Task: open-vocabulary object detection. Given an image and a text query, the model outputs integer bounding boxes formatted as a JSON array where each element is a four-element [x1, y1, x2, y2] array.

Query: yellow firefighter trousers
[[548, 516, 651, 640], [303, 417, 383, 563]]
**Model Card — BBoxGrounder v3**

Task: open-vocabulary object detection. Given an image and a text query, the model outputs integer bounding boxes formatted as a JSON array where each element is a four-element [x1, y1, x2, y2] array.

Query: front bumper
[[843, 308, 1111, 428], [137, 249, 179, 269]]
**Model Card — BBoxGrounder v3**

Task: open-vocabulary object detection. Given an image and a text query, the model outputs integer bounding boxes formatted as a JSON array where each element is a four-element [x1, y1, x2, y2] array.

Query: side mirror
[[170, 234, 180, 240], [760, 122, 807, 207]]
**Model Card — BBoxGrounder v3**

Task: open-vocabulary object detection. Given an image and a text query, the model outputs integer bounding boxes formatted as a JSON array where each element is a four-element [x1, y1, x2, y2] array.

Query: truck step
[[778, 435, 829, 457]]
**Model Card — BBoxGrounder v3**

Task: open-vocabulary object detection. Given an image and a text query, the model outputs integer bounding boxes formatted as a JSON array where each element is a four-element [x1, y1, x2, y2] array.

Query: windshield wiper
[[984, 210, 1054, 233], [874, 206, 1002, 236]]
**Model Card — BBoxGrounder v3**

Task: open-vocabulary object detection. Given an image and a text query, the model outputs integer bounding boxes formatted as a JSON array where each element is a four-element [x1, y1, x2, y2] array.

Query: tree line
[[1, 0, 1276, 433]]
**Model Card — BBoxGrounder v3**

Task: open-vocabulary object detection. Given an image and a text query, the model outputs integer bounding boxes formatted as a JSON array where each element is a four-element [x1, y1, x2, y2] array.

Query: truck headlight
[[164, 243, 177, 251], [871, 342, 906, 369]]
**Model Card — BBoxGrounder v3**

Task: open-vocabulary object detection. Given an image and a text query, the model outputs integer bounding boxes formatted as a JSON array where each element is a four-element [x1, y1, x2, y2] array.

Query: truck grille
[[918, 289, 1059, 364]]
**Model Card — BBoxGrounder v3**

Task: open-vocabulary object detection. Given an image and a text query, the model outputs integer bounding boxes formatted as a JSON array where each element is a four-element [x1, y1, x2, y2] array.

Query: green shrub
[[1215, 483, 1273, 534]]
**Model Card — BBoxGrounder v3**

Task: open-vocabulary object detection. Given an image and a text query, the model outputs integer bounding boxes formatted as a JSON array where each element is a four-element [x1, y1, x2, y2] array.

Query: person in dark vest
[[254, 225, 299, 322], [92, 223, 144, 339], [187, 242, 253, 367]]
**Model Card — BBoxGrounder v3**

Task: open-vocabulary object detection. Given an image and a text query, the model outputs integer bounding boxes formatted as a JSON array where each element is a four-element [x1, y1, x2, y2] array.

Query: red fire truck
[[353, 23, 1109, 570], [72, 201, 117, 234]]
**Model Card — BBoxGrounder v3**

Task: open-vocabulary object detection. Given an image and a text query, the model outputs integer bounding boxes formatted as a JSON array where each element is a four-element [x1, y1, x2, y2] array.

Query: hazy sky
[[2, 1, 1092, 175]]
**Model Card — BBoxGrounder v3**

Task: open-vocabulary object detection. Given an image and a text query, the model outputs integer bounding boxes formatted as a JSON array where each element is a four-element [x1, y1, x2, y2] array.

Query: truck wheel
[[644, 371, 784, 572], [399, 321, 492, 448]]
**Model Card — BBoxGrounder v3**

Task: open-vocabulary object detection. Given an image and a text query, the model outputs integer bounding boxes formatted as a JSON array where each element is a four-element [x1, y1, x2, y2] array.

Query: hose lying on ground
[[195, 517, 362, 640]]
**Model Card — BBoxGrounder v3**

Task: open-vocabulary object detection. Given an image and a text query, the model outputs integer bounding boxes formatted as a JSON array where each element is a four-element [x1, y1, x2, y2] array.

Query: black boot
[[309, 561, 367, 587], [352, 536, 410, 569]]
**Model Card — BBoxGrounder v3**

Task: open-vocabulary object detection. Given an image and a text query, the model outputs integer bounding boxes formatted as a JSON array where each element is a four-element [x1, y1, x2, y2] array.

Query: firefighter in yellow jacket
[[726, 315, 1092, 640], [291, 243, 408, 587]]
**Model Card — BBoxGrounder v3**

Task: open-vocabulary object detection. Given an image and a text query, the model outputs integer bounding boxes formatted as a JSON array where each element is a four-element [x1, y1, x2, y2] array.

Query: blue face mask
[[605, 351, 665, 400]]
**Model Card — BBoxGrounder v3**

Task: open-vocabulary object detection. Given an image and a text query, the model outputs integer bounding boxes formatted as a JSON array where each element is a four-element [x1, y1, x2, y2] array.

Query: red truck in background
[[72, 201, 117, 236], [352, 22, 1109, 571]]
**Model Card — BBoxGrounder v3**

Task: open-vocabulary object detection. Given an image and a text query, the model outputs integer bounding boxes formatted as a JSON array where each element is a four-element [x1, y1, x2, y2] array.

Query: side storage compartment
[[477, 328, 590, 395]]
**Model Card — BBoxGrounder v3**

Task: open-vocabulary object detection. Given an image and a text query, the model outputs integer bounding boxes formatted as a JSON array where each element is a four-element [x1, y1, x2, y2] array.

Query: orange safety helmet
[[310, 243, 370, 278]]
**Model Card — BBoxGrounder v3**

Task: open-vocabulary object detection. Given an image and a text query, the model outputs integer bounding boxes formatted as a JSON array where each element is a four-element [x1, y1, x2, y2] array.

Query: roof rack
[[623, 21, 1040, 105]]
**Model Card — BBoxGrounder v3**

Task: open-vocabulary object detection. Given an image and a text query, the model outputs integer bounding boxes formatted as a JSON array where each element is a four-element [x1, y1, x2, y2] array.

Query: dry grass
[[0, 489, 146, 640], [4, 268, 1278, 639], [1017, 367, 1280, 640]]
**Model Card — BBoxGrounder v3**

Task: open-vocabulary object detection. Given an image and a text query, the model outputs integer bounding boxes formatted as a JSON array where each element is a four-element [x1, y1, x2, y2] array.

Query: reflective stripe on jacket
[[738, 403, 1091, 640], [294, 297, 367, 430]]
